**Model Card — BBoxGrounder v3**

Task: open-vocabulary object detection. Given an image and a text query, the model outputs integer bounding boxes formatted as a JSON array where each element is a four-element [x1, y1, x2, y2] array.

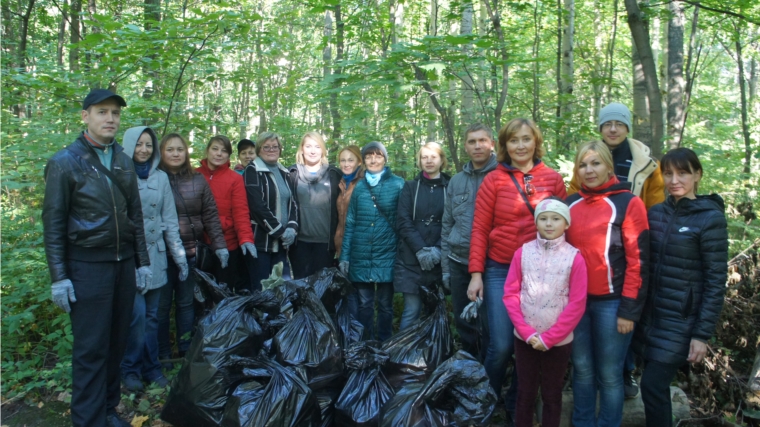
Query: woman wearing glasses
[[339, 141, 405, 341], [243, 132, 299, 288], [565, 141, 649, 427], [467, 118, 567, 422]]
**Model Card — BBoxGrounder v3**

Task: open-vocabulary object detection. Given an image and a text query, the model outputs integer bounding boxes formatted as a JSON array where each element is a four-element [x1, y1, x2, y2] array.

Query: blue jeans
[[355, 282, 394, 342], [121, 288, 163, 381], [483, 263, 517, 413], [399, 292, 421, 330], [158, 257, 196, 358], [571, 298, 633, 427]]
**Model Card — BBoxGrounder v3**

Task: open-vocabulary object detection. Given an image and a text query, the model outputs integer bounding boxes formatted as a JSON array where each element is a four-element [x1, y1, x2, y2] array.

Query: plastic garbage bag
[[220, 355, 320, 427], [335, 341, 394, 427], [381, 286, 453, 390], [194, 268, 235, 303], [161, 292, 280, 427], [316, 387, 342, 427], [334, 297, 364, 350], [379, 350, 497, 427], [272, 286, 343, 391]]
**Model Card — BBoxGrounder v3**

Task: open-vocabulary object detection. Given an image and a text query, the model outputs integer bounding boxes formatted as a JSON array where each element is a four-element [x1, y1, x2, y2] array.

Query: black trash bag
[[296, 267, 353, 314], [194, 268, 235, 303], [381, 286, 453, 390], [272, 286, 343, 391], [379, 350, 497, 427], [316, 387, 343, 427], [220, 355, 320, 427], [334, 297, 364, 350], [161, 292, 280, 427], [335, 341, 395, 427]]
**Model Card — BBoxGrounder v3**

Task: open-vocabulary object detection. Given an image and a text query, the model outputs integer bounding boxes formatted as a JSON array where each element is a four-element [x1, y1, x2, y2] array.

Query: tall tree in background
[[557, 0, 574, 150], [667, 0, 686, 149], [625, 0, 664, 157]]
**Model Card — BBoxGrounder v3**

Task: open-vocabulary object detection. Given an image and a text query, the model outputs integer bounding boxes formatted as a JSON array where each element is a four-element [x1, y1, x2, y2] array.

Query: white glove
[[51, 279, 76, 313], [241, 242, 257, 258], [176, 260, 189, 281], [461, 297, 482, 323], [136, 266, 153, 293], [429, 247, 442, 265], [216, 248, 229, 269], [339, 261, 350, 276], [281, 228, 296, 247], [442, 273, 451, 292]]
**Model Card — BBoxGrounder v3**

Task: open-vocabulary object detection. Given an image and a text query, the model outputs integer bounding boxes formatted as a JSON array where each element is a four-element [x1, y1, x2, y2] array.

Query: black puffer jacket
[[165, 171, 226, 257], [42, 134, 150, 283], [633, 194, 728, 365], [393, 172, 449, 294]]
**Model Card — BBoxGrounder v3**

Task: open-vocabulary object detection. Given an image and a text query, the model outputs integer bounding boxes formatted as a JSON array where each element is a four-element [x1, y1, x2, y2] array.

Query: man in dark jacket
[[441, 123, 498, 360], [42, 89, 152, 427]]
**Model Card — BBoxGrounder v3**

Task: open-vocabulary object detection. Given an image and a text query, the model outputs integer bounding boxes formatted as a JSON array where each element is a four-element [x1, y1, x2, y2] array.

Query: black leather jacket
[[42, 134, 150, 283], [633, 194, 728, 365]]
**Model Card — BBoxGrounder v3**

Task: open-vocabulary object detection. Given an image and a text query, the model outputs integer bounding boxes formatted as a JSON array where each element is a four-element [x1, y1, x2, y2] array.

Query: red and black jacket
[[565, 177, 649, 321]]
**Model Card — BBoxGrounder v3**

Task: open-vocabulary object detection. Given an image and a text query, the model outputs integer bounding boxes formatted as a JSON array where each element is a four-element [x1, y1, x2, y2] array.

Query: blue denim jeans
[[354, 282, 394, 342], [121, 288, 163, 381], [571, 298, 633, 427], [483, 263, 517, 413], [399, 292, 422, 331], [158, 257, 196, 358]]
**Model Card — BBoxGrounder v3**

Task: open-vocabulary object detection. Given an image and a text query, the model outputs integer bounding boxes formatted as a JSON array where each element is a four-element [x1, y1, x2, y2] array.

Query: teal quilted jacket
[[339, 167, 405, 283]]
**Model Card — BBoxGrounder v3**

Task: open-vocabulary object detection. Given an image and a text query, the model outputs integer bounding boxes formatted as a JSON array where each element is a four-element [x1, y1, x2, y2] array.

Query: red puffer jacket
[[469, 161, 567, 273], [197, 159, 255, 251]]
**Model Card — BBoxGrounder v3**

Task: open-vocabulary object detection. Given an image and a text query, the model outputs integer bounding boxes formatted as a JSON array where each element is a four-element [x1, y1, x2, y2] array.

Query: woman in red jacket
[[564, 141, 649, 427], [197, 135, 257, 292], [467, 118, 567, 421]]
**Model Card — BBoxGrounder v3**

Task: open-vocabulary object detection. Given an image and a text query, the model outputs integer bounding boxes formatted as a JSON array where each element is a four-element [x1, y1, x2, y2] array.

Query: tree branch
[[679, 0, 760, 26]]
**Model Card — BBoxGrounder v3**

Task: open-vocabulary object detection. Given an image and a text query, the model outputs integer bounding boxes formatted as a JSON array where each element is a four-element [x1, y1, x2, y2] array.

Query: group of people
[[43, 89, 728, 427]]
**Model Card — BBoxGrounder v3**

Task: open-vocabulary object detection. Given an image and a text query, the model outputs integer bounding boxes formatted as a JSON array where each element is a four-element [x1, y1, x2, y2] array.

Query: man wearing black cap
[[42, 89, 151, 427]]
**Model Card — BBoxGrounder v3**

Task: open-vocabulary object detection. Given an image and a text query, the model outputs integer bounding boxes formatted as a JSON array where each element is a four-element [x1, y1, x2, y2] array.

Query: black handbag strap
[[66, 143, 131, 203], [363, 180, 397, 235], [508, 172, 535, 215]]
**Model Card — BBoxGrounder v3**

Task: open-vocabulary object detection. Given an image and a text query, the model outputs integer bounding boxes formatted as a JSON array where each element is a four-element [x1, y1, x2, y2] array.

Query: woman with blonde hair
[[395, 142, 450, 329], [288, 131, 342, 279], [565, 141, 649, 427]]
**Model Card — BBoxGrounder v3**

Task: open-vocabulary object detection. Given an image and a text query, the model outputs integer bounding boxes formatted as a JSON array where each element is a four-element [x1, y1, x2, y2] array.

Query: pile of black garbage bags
[[161, 267, 497, 427]]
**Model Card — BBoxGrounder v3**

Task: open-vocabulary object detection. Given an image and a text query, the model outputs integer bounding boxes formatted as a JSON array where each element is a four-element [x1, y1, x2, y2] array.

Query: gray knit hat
[[534, 198, 571, 226], [361, 141, 388, 161], [598, 102, 631, 131]]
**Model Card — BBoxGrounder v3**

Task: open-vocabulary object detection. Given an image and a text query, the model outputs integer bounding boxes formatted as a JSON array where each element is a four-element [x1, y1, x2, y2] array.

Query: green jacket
[[339, 167, 404, 283]]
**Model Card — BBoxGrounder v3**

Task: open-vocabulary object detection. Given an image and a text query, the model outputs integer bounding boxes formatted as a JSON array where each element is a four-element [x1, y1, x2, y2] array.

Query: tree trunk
[[632, 39, 652, 148], [625, 0, 664, 157], [603, 0, 619, 104], [255, 31, 267, 133], [666, 0, 685, 149], [15, 0, 37, 118], [735, 37, 752, 177], [559, 0, 574, 151], [57, 0, 68, 67], [69, 0, 80, 72], [415, 65, 460, 170], [322, 10, 332, 131], [426, 0, 438, 141], [531, 1, 541, 123], [679, 5, 699, 144], [591, 0, 602, 119], [481, 0, 508, 130], [460, 0, 474, 127], [330, 3, 343, 141], [142, 0, 161, 107]]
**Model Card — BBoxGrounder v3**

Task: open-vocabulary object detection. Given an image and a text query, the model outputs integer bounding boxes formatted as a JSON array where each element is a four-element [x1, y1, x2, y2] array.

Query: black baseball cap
[[237, 138, 256, 153], [82, 89, 127, 110]]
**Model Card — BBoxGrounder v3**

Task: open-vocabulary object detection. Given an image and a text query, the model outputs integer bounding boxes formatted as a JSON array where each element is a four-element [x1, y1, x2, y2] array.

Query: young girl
[[503, 198, 588, 427]]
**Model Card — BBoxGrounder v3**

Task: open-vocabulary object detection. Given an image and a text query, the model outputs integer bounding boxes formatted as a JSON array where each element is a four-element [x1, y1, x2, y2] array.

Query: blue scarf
[[343, 168, 359, 187], [365, 169, 385, 187], [133, 161, 150, 180]]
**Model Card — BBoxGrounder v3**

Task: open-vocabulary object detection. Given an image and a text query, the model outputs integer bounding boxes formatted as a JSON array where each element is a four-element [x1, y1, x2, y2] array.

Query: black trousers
[[68, 258, 136, 427], [640, 359, 682, 427], [289, 241, 336, 280], [449, 259, 488, 361]]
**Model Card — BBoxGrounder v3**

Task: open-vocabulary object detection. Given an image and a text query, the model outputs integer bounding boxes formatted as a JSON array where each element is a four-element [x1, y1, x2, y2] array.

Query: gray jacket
[[122, 126, 187, 290], [441, 153, 498, 276]]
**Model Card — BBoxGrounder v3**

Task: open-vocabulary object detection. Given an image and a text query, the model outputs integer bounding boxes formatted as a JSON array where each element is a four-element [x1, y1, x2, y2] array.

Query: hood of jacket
[[462, 153, 498, 175], [578, 176, 632, 201], [253, 155, 288, 174], [122, 126, 160, 174], [198, 158, 232, 176], [663, 193, 725, 215]]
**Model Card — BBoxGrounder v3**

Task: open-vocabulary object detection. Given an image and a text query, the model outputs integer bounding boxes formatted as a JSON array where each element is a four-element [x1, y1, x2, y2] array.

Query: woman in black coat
[[633, 148, 728, 427], [395, 142, 450, 330]]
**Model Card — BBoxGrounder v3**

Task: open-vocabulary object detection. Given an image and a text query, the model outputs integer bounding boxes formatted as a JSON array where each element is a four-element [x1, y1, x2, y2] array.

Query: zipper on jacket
[[647, 204, 680, 345], [106, 161, 121, 260]]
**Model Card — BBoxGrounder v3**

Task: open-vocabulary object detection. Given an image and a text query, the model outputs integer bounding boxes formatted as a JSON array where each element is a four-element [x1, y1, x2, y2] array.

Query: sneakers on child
[[624, 371, 640, 399]]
